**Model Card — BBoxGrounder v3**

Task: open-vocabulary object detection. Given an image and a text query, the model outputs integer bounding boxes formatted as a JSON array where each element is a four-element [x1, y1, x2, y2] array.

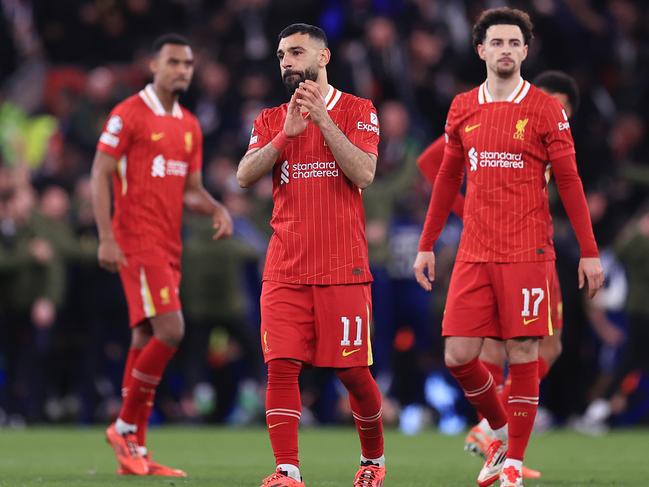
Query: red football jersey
[[440, 78, 575, 262], [97, 84, 202, 265], [247, 85, 379, 285]]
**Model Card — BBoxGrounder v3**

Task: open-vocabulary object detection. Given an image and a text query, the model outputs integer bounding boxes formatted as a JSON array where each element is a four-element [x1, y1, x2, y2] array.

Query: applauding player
[[237, 23, 386, 487]]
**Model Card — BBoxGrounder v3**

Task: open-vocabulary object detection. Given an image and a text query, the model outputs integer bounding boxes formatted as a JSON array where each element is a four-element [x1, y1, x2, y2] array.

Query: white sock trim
[[115, 418, 137, 435], [361, 454, 385, 467], [277, 464, 301, 481]]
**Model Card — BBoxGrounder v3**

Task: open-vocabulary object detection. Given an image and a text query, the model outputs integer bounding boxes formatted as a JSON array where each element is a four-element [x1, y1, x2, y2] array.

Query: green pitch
[[0, 426, 645, 486]]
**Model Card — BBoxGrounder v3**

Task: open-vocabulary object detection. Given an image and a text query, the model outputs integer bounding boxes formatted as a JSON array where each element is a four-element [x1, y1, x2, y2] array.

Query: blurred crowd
[[1, 0, 648, 432]]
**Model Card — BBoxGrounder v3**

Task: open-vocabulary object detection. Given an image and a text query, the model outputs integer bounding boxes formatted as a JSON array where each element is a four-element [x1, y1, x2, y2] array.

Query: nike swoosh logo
[[523, 317, 539, 325], [359, 426, 375, 431], [464, 123, 481, 133], [342, 348, 361, 357], [151, 132, 165, 141], [268, 422, 288, 429]]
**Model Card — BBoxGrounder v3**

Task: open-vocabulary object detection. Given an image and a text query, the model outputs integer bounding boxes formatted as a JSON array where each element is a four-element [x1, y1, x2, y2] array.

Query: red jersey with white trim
[[97, 84, 202, 265], [444, 78, 575, 262], [247, 85, 379, 285]]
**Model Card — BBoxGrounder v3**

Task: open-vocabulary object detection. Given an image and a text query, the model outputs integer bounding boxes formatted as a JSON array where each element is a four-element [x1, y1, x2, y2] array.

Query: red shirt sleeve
[[189, 119, 203, 174], [551, 153, 599, 257], [418, 97, 465, 251], [417, 134, 465, 219], [541, 97, 575, 161], [96, 104, 134, 160], [246, 108, 275, 153], [417, 135, 446, 185], [345, 99, 379, 156]]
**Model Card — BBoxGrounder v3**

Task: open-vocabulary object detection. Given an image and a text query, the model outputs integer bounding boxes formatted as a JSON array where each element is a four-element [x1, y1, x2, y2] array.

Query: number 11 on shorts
[[340, 316, 363, 346]]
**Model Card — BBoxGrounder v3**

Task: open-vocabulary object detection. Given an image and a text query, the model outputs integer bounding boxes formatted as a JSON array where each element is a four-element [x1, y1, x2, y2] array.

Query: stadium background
[[0, 0, 648, 437]]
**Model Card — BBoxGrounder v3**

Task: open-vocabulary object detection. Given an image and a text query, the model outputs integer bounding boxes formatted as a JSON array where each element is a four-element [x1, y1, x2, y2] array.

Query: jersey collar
[[324, 84, 342, 111], [478, 77, 530, 105], [139, 84, 183, 118]]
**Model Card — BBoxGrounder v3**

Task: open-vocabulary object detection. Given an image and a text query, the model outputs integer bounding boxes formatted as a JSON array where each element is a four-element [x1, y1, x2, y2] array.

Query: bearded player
[[91, 33, 233, 476], [237, 23, 386, 487], [413, 9, 603, 487]]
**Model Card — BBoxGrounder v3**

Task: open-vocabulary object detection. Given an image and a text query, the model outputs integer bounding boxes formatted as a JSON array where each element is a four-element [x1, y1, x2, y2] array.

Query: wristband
[[271, 130, 291, 151]]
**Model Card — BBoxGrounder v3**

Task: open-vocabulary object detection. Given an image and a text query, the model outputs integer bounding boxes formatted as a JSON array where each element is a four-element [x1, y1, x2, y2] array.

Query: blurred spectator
[[0, 0, 647, 428]]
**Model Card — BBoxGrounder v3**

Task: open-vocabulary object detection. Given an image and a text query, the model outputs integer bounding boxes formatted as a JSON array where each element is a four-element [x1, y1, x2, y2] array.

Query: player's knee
[[131, 325, 153, 348], [155, 325, 184, 347], [444, 349, 477, 368], [506, 337, 539, 363], [480, 340, 506, 366]]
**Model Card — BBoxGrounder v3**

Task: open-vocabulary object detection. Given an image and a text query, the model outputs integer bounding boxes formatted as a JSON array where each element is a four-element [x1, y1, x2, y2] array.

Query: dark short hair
[[472, 8, 534, 50], [278, 23, 328, 47], [534, 70, 580, 113], [152, 33, 190, 53]]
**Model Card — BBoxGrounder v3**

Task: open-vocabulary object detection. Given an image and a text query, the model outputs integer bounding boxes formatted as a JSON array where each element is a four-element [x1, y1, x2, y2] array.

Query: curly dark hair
[[534, 70, 580, 114], [472, 8, 534, 50]]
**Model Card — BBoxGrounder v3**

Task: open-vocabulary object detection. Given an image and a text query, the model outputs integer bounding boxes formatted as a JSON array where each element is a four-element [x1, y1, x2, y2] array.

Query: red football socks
[[499, 356, 549, 408], [482, 360, 505, 388], [449, 357, 507, 430], [119, 337, 176, 426], [336, 367, 384, 460], [121, 347, 141, 401], [266, 359, 302, 467], [507, 361, 539, 460], [137, 389, 155, 447]]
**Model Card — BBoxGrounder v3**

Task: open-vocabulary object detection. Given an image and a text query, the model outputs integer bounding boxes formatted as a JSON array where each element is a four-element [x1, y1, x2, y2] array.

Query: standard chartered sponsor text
[[479, 150, 524, 169], [292, 161, 339, 179]]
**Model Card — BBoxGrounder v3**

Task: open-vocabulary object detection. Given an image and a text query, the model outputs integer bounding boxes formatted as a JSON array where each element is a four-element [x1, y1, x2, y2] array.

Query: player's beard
[[494, 59, 518, 79], [172, 85, 189, 97], [283, 66, 319, 94]]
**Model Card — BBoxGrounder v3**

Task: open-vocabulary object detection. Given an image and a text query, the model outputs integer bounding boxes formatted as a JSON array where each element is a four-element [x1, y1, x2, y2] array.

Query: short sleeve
[[345, 99, 379, 156], [247, 109, 274, 153], [189, 120, 203, 174], [541, 97, 575, 161], [444, 96, 464, 158], [96, 104, 133, 160]]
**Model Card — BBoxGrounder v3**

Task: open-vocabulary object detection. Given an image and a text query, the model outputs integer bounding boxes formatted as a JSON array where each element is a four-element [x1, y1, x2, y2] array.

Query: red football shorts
[[443, 261, 555, 339], [260, 281, 373, 367], [119, 260, 181, 327], [549, 265, 563, 330]]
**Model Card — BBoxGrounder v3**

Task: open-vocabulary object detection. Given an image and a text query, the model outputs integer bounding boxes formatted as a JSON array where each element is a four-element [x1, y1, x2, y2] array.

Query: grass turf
[[0, 426, 645, 486]]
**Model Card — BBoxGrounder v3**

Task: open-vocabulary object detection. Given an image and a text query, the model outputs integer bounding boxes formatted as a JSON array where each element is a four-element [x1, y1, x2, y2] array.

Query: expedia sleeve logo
[[356, 112, 380, 134], [557, 109, 570, 131]]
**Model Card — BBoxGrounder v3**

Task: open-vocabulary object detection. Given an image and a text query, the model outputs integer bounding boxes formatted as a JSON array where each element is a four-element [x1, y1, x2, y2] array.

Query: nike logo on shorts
[[342, 348, 361, 357]]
